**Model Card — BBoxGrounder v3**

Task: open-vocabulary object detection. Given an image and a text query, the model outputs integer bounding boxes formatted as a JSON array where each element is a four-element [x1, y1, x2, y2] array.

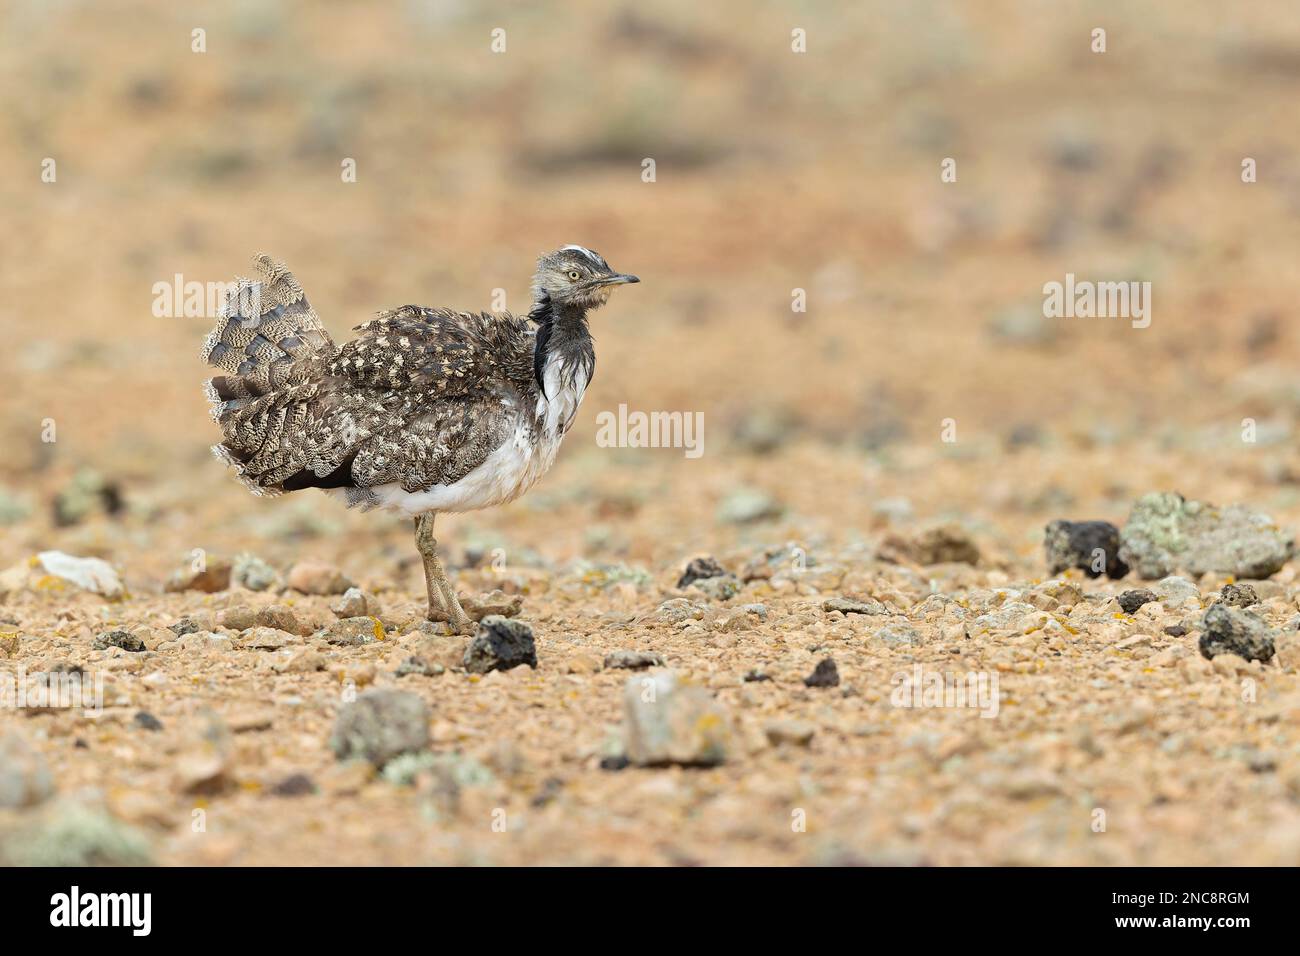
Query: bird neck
[[529, 294, 594, 397]]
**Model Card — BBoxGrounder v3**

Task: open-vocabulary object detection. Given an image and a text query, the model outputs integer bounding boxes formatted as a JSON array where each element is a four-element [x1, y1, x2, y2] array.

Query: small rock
[[270, 773, 316, 797], [242, 627, 297, 650], [803, 657, 840, 688], [677, 556, 727, 588], [93, 630, 145, 653], [1219, 582, 1260, 608], [463, 616, 537, 674], [1156, 575, 1201, 607], [273, 649, 326, 673], [323, 617, 385, 646], [604, 650, 665, 670], [0, 734, 54, 808], [742, 669, 772, 682], [10, 551, 126, 599], [286, 559, 352, 596], [874, 622, 922, 646], [217, 605, 257, 631], [1117, 589, 1158, 614], [255, 604, 305, 635], [132, 711, 163, 732], [1164, 624, 1188, 637], [232, 553, 279, 591], [1043, 520, 1128, 579], [622, 670, 730, 766], [690, 575, 740, 601], [394, 655, 443, 678], [655, 598, 706, 624], [739, 603, 769, 620], [823, 596, 887, 615], [331, 587, 373, 619], [1199, 603, 1276, 663], [165, 557, 231, 593], [329, 690, 431, 768], [764, 719, 816, 747], [1119, 492, 1294, 580], [462, 590, 523, 621], [168, 618, 203, 638]]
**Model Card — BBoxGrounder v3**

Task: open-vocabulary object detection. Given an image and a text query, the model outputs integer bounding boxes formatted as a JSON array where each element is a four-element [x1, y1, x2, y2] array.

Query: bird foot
[[425, 603, 477, 636]]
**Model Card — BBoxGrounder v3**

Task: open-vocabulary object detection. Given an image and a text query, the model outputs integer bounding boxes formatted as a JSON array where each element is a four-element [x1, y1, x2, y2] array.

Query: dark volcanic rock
[[1117, 589, 1158, 614], [133, 711, 163, 732], [463, 616, 538, 674], [677, 556, 727, 589], [1044, 520, 1129, 579], [803, 657, 840, 688], [1199, 603, 1276, 664]]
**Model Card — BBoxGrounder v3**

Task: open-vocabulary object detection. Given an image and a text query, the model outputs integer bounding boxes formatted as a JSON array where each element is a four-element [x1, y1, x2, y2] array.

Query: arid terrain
[[4, 1, 1300, 865]]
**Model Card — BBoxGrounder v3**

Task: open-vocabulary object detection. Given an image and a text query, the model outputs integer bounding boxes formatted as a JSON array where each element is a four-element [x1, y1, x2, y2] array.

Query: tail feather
[[202, 256, 337, 495], [201, 254, 335, 419]]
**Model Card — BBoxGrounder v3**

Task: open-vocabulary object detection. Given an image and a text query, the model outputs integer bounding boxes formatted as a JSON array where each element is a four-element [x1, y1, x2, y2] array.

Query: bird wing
[[294, 306, 537, 494]]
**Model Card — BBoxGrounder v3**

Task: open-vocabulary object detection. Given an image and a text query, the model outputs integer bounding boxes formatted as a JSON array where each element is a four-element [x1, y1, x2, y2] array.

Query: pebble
[[1219, 583, 1259, 608], [604, 649, 665, 670], [270, 773, 316, 797], [803, 657, 840, 688], [823, 596, 887, 615], [243, 627, 298, 650], [256, 604, 305, 635], [329, 690, 431, 768], [323, 617, 385, 646], [1043, 520, 1128, 579], [165, 556, 232, 593], [1155, 576, 1201, 607], [677, 556, 727, 588], [1117, 589, 1158, 614], [394, 655, 443, 678], [909, 524, 981, 565], [93, 629, 145, 653], [463, 616, 537, 674], [273, 649, 326, 674], [232, 553, 279, 591], [133, 711, 163, 732], [286, 559, 352, 595], [1199, 604, 1276, 663], [691, 575, 740, 601], [655, 598, 706, 624], [622, 670, 730, 766], [217, 605, 258, 631], [462, 589, 523, 621], [331, 587, 374, 619]]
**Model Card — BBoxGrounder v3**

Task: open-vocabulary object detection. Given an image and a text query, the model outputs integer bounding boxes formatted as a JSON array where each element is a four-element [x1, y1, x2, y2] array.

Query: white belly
[[333, 357, 588, 517]]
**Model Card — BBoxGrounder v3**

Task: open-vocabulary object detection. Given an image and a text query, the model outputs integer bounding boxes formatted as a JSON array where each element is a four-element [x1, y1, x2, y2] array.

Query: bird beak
[[598, 273, 639, 286]]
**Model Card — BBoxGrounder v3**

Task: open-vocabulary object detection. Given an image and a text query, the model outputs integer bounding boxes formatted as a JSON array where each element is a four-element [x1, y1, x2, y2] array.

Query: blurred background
[[3, 0, 1300, 576]]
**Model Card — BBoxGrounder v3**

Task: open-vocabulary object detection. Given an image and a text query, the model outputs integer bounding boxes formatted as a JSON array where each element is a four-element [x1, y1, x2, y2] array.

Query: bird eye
[[567, 270, 582, 281]]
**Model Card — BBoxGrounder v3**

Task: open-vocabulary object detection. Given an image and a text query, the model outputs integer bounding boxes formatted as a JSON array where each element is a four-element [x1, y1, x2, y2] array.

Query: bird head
[[532, 245, 639, 310]]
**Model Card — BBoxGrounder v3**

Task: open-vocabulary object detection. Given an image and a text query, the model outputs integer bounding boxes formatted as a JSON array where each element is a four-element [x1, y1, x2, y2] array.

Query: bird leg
[[414, 513, 475, 635]]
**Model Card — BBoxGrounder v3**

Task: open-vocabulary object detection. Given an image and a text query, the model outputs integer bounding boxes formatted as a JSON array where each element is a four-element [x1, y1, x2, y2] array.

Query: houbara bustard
[[200, 247, 639, 633]]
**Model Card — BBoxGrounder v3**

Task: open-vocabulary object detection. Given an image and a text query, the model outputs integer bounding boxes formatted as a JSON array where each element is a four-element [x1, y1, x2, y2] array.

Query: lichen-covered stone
[[329, 690, 430, 768], [622, 670, 730, 766], [1119, 492, 1293, 580]]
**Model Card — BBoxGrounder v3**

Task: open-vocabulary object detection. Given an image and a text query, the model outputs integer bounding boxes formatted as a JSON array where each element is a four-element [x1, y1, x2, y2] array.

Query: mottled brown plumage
[[200, 247, 639, 630]]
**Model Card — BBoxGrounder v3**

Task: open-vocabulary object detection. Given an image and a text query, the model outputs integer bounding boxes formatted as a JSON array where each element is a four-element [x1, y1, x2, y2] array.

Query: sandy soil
[[4, 1, 1300, 865]]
